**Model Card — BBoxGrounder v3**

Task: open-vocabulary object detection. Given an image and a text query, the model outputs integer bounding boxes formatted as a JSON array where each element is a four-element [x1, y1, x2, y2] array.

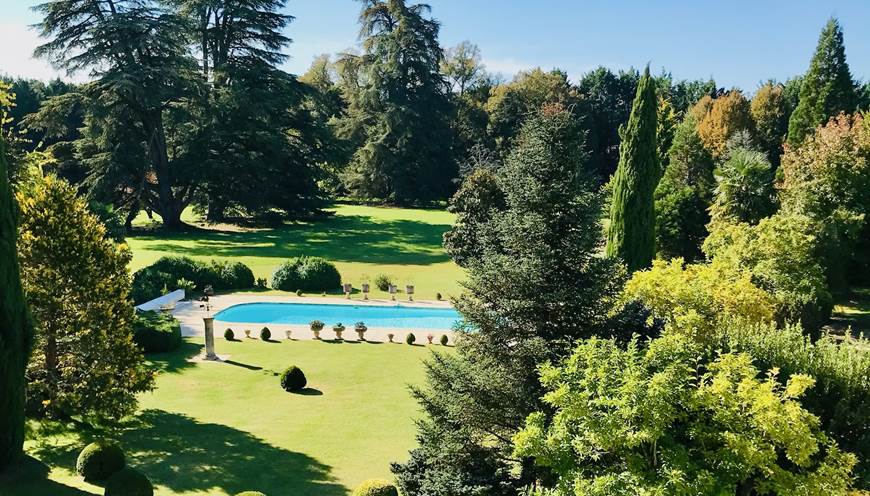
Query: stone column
[[204, 316, 217, 360]]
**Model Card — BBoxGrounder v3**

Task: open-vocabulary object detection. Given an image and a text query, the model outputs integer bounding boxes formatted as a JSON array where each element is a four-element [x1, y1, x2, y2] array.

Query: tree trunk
[[142, 110, 184, 230], [0, 137, 32, 469], [206, 199, 227, 223]]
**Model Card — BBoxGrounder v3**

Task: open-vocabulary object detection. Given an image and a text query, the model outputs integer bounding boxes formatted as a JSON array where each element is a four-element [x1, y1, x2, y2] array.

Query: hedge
[[352, 479, 399, 496], [133, 311, 182, 353], [270, 256, 341, 292], [131, 256, 255, 303]]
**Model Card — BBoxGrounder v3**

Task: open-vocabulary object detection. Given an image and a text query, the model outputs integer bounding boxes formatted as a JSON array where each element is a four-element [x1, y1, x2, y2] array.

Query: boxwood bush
[[76, 441, 125, 481], [133, 311, 182, 353], [131, 256, 255, 303], [260, 327, 271, 341], [352, 479, 399, 496], [271, 256, 341, 292], [280, 366, 307, 392], [104, 467, 154, 496]]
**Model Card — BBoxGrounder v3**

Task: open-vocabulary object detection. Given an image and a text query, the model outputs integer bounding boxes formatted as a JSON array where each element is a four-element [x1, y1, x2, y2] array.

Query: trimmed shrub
[[280, 366, 307, 392], [76, 442, 125, 481], [296, 289, 303, 297], [405, 333, 416, 345], [132, 311, 182, 353], [104, 467, 153, 496], [224, 328, 235, 341], [352, 479, 399, 496], [271, 256, 341, 292], [131, 256, 255, 304], [374, 274, 392, 291], [260, 327, 271, 341], [440, 334, 449, 346]]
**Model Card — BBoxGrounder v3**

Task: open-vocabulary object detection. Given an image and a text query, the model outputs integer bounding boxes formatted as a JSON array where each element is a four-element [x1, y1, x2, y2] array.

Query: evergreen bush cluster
[[132, 311, 182, 353], [352, 479, 399, 496], [270, 256, 341, 292], [76, 442, 125, 481], [280, 366, 307, 392], [131, 256, 255, 303]]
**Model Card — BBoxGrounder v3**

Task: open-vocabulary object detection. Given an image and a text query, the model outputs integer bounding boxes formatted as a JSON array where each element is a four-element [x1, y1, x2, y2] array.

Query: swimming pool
[[214, 302, 461, 330]]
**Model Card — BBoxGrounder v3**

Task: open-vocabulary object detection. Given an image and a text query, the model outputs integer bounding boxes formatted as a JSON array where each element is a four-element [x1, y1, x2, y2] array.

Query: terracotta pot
[[285, 330, 292, 340], [313, 329, 321, 340]]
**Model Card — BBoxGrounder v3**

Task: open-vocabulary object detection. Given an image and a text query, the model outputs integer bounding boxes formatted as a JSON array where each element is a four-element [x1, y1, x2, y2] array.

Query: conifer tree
[[607, 67, 659, 272], [0, 136, 32, 469], [787, 18, 857, 146]]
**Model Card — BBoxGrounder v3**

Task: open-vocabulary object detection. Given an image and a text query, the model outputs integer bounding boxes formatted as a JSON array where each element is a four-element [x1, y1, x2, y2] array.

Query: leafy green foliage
[[514, 333, 858, 495], [131, 256, 255, 303], [336, 0, 454, 204], [0, 135, 32, 469], [780, 112, 870, 288], [76, 441, 125, 481], [374, 274, 392, 291], [751, 82, 792, 164], [351, 479, 399, 496], [132, 311, 182, 354], [224, 328, 235, 341], [716, 321, 870, 484], [270, 256, 341, 292], [260, 327, 271, 341], [18, 175, 153, 420], [443, 167, 506, 267], [654, 115, 715, 260], [710, 133, 777, 224], [279, 366, 306, 392], [104, 467, 153, 496], [607, 67, 659, 271], [787, 18, 858, 146], [405, 333, 416, 345]]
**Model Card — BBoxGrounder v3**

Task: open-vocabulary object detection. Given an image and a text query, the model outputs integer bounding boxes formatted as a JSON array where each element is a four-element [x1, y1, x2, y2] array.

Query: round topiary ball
[[440, 334, 449, 346], [235, 492, 267, 496], [104, 467, 153, 496], [224, 328, 235, 341], [352, 479, 399, 496], [280, 366, 307, 392], [405, 333, 416, 345], [76, 441, 125, 481], [260, 327, 271, 341]]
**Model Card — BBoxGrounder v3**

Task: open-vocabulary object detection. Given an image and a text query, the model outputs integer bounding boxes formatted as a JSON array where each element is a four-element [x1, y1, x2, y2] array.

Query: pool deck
[[171, 294, 457, 344]]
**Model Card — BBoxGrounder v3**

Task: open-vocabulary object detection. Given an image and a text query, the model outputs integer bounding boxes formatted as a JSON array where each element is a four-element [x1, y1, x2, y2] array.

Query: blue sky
[[2, 0, 870, 92]]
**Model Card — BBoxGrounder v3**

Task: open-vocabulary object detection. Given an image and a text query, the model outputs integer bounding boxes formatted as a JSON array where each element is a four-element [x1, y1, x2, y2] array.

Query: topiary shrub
[[405, 333, 416, 345], [352, 479, 399, 496], [225, 328, 235, 341], [132, 311, 182, 353], [271, 256, 341, 292], [280, 366, 307, 392], [374, 274, 393, 292], [76, 441, 125, 481], [104, 467, 153, 496], [206, 260, 256, 289], [260, 327, 271, 341], [440, 334, 449, 346], [235, 492, 267, 496]]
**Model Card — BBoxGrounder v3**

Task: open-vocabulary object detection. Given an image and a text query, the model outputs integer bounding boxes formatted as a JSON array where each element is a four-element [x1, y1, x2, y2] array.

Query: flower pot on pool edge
[[355, 322, 368, 341], [333, 324, 345, 340]]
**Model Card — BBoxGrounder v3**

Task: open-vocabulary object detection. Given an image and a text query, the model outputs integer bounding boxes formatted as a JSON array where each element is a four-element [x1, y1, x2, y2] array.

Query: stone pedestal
[[203, 317, 217, 360]]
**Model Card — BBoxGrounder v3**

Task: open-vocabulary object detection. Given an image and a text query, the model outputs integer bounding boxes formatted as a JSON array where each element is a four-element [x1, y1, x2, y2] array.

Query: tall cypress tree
[[607, 66, 659, 272], [787, 18, 857, 146], [0, 136, 32, 469]]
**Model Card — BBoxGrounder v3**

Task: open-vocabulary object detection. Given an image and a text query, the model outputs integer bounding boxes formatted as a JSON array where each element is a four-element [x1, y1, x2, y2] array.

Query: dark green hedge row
[[270, 256, 341, 292], [133, 310, 182, 353], [131, 256, 255, 304]]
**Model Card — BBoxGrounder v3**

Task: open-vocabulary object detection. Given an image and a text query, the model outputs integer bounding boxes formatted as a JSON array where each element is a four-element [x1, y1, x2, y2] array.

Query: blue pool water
[[214, 302, 461, 330]]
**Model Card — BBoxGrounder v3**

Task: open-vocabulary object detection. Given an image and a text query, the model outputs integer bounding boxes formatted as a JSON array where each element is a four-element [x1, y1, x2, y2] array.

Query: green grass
[[4, 338, 442, 496], [126, 204, 464, 301], [831, 287, 870, 335]]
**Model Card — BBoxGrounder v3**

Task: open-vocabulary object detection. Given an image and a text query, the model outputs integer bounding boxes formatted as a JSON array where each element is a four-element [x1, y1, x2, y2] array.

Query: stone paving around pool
[[172, 294, 457, 344]]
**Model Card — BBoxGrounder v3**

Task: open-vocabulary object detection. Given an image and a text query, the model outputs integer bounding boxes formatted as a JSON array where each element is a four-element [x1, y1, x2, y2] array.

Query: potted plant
[[244, 329, 251, 339], [426, 333, 434, 344], [355, 321, 368, 341], [203, 284, 215, 297], [285, 329, 292, 340], [310, 320, 324, 340], [388, 284, 397, 301], [406, 284, 415, 301], [333, 322, 345, 340], [361, 283, 370, 300], [343, 283, 353, 299], [387, 333, 395, 343]]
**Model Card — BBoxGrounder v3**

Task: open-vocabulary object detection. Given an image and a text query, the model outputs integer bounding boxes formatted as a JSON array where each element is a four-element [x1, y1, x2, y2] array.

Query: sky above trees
[[1, 0, 870, 91]]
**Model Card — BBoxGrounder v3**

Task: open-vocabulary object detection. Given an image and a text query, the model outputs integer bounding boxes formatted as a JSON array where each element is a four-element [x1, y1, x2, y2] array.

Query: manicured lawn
[[127, 204, 464, 301], [831, 287, 870, 336], [5, 338, 442, 495]]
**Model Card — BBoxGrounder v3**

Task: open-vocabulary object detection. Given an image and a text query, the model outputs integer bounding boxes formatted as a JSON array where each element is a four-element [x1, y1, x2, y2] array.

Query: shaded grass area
[[831, 287, 870, 336], [3, 338, 441, 496], [127, 204, 464, 301]]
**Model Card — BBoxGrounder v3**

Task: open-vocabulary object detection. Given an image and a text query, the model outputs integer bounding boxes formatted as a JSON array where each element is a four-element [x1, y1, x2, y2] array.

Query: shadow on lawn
[[120, 409, 343, 496], [131, 214, 452, 266], [145, 340, 204, 375], [0, 455, 93, 496]]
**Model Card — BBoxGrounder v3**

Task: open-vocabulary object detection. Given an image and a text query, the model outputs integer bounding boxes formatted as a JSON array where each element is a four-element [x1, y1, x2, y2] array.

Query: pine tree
[[0, 136, 32, 469], [607, 66, 659, 272], [787, 18, 857, 147]]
